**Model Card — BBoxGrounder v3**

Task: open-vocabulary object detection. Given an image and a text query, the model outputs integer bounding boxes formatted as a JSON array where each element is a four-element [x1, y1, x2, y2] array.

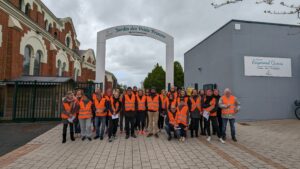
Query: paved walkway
[[0, 120, 299, 169]]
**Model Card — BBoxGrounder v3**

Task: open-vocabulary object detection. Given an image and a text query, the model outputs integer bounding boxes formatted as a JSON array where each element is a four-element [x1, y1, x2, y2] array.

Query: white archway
[[96, 25, 174, 89]]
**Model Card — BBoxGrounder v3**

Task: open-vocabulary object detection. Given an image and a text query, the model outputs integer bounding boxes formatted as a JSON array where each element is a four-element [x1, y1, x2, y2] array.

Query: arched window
[[19, 0, 24, 12], [23, 45, 32, 75], [34, 51, 42, 76], [25, 3, 31, 16], [74, 68, 79, 81], [54, 32, 58, 39], [66, 37, 71, 48], [48, 24, 52, 33], [57, 60, 67, 77], [45, 20, 48, 30]]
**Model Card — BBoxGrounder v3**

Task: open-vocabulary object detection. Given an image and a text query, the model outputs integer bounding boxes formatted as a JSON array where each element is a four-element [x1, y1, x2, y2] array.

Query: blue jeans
[[95, 116, 106, 137], [222, 118, 236, 138]]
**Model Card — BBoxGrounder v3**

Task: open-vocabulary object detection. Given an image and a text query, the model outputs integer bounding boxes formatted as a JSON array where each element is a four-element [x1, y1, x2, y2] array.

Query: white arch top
[[96, 25, 174, 89]]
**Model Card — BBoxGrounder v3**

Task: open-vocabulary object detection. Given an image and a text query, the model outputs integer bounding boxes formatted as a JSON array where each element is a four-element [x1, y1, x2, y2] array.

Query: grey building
[[184, 20, 300, 120]]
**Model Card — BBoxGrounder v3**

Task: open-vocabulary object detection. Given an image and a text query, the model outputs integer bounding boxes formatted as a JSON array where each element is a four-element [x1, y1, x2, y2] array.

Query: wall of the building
[[185, 21, 300, 120], [231, 21, 300, 120], [184, 22, 234, 90]]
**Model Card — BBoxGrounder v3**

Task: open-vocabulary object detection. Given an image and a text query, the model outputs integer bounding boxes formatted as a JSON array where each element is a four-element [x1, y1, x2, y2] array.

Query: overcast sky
[[43, 0, 299, 87]]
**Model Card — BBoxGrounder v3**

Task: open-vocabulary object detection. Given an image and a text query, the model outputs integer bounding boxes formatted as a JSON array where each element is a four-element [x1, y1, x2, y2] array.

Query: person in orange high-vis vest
[[203, 89, 225, 143], [158, 89, 169, 131], [188, 89, 201, 138], [122, 87, 137, 139], [177, 90, 189, 105], [136, 90, 147, 134], [147, 88, 161, 138], [61, 91, 79, 143], [110, 91, 122, 140], [168, 86, 178, 101], [165, 105, 178, 141], [78, 92, 93, 141], [175, 100, 189, 142], [219, 88, 240, 142], [93, 88, 110, 140]]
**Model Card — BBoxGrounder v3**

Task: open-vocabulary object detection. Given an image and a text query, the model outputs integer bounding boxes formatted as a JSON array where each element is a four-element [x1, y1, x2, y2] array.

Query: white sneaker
[[207, 136, 211, 142], [219, 138, 225, 144]]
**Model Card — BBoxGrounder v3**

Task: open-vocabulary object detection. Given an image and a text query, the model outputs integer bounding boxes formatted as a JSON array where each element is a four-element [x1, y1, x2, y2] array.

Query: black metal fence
[[10, 81, 102, 121]]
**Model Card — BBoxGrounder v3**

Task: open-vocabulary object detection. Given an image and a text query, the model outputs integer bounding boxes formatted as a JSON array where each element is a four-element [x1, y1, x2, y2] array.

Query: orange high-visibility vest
[[221, 95, 236, 115], [190, 96, 201, 112], [137, 96, 146, 111], [176, 105, 188, 126], [111, 98, 120, 115], [147, 95, 159, 112], [177, 97, 188, 105], [61, 102, 71, 119], [167, 111, 177, 126], [160, 95, 169, 110], [78, 100, 92, 119], [124, 94, 136, 111], [94, 96, 107, 117], [168, 92, 178, 100], [169, 99, 177, 108], [204, 97, 216, 117]]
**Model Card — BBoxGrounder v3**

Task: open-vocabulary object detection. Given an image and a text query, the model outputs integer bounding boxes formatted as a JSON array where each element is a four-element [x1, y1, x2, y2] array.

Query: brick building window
[[23, 45, 32, 75], [19, 0, 25, 12], [25, 3, 31, 16], [48, 24, 52, 33], [66, 37, 71, 48], [34, 51, 42, 76], [74, 68, 79, 81], [57, 60, 66, 77], [45, 20, 48, 30]]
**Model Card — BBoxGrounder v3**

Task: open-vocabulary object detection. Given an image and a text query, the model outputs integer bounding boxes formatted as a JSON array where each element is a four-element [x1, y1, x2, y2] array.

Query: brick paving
[[0, 120, 299, 169]]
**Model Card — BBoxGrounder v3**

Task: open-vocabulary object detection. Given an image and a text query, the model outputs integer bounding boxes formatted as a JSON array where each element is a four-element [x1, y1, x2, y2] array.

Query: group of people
[[61, 86, 240, 144]]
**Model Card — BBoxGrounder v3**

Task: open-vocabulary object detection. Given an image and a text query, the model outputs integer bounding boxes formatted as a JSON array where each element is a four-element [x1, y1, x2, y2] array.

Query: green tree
[[174, 61, 184, 88], [143, 63, 165, 92]]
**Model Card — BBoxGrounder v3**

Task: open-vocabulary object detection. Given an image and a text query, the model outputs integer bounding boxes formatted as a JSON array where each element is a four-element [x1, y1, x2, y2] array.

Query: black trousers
[[190, 118, 200, 137], [217, 113, 223, 134], [136, 111, 146, 131], [119, 111, 124, 131], [125, 116, 135, 136], [204, 116, 221, 138], [107, 117, 113, 138], [63, 120, 74, 136], [111, 118, 119, 136], [158, 115, 165, 129], [200, 116, 205, 134]]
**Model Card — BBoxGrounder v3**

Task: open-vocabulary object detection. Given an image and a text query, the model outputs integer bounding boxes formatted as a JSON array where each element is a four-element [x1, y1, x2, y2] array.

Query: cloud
[[42, 0, 299, 87]]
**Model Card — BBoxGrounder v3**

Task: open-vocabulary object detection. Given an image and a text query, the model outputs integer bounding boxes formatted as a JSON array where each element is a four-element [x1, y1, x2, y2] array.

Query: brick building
[[0, 0, 117, 85]]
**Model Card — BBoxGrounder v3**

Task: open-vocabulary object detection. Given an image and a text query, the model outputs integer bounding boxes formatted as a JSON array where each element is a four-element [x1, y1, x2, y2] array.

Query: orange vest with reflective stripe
[[61, 102, 71, 119], [137, 96, 146, 111], [78, 100, 92, 119], [176, 106, 188, 126], [167, 111, 176, 126], [125, 95, 136, 111], [221, 95, 236, 115], [111, 98, 120, 115], [204, 97, 216, 117], [147, 95, 159, 112], [169, 99, 177, 108], [190, 97, 201, 112], [94, 96, 107, 117], [160, 95, 169, 110], [177, 97, 188, 105]]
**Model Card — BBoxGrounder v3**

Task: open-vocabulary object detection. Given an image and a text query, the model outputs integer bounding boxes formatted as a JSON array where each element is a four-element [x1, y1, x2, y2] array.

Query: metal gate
[[12, 81, 102, 121]]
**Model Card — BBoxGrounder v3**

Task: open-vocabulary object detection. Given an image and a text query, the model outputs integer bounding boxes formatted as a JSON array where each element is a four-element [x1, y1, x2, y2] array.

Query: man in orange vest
[[110, 91, 122, 141], [219, 88, 240, 142], [93, 88, 110, 140], [165, 105, 178, 141], [122, 87, 137, 139], [147, 87, 161, 138], [158, 89, 169, 132], [61, 91, 78, 143], [78, 92, 93, 141], [188, 89, 201, 138], [136, 89, 147, 135], [168, 86, 178, 101], [175, 100, 189, 142], [203, 89, 225, 143]]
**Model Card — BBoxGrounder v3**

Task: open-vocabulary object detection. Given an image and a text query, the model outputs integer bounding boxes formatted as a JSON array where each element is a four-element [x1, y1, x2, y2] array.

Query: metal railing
[[2, 81, 102, 121]]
